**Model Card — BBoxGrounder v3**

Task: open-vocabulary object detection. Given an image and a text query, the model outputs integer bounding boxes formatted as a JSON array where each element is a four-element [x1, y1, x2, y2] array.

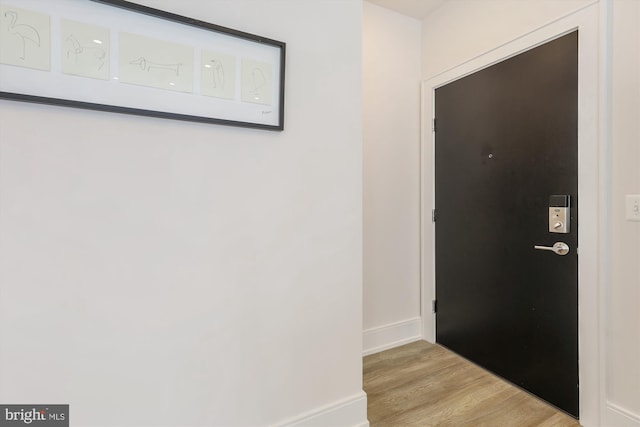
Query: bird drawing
[[250, 68, 266, 101], [210, 59, 224, 89], [65, 35, 106, 70], [4, 10, 41, 60]]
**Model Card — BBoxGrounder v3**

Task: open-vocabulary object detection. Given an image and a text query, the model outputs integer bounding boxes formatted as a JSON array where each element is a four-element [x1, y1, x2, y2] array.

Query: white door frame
[[419, 3, 602, 425]]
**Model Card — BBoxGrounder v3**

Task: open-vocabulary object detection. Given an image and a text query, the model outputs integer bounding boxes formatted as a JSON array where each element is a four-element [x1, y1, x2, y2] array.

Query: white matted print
[[62, 19, 109, 80], [241, 59, 272, 106], [119, 32, 193, 93], [201, 50, 235, 100], [0, 0, 285, 130], [0, 5, 50, 71]]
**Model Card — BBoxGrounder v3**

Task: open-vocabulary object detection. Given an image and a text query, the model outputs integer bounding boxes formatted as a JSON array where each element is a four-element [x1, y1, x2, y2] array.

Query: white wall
[[362, 2, 422, 354], [421, 0, 640, 425], [607, 0, 640, 422], [421, 0, 595, 79], [0, 1, 366, 426]]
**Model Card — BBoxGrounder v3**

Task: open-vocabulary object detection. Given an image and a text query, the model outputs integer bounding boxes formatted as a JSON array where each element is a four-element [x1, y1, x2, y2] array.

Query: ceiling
[[365, 0, 447, 19]]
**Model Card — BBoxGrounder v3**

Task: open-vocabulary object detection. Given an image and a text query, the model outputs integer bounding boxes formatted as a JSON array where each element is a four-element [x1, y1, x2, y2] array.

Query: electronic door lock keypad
[[549, 195, 570, 234]]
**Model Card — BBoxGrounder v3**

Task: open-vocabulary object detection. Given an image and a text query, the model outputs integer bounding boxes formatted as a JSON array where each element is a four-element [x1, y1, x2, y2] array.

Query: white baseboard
[[276, 391, 368, 427], [603, 401, 640, 427], [362, 317, 422, 356]]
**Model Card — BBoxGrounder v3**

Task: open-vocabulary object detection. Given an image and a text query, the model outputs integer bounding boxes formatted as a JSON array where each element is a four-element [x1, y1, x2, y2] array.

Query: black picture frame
[[0, 0, 286, 130]]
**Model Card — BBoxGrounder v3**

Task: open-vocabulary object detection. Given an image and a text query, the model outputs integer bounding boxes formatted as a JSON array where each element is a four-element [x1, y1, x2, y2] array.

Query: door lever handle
[[534, 242, 570, 256]]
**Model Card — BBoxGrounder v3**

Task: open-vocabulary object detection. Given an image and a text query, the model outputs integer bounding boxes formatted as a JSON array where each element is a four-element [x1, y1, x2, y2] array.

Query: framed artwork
[[0, 0, 286, 130]]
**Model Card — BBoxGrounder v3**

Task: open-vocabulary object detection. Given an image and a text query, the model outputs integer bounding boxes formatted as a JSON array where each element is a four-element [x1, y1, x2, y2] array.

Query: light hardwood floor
[[363, 340, 581, 427]]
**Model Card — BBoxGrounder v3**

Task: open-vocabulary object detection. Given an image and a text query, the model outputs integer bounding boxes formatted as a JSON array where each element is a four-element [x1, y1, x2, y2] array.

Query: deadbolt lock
[[549, 195, 570, 234]]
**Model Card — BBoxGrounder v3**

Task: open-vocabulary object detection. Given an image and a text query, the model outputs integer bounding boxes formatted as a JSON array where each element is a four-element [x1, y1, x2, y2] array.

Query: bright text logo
[[0, 405, 68, 427]]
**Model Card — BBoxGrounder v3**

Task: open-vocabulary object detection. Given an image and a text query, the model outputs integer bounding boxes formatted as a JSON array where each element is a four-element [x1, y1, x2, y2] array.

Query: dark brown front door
[[434, 31, 579, 417]]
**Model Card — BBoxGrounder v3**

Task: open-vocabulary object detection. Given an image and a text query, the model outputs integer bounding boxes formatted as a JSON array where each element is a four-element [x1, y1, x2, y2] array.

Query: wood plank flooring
[[363, 340, 581, 426]]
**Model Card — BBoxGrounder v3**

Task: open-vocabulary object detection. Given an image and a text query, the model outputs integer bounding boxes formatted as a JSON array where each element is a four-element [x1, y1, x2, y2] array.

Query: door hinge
[[432, 118, 437, 132], [432, 209, 436, 222], [432, 299, 438, 314]]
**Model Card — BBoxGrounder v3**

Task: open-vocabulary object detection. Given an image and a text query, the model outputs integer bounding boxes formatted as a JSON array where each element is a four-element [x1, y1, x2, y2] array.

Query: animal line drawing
[[200, 52, 235, 100], [248, 67, 266, 101], [4, 10, 40, 60], [130, 57, 181, 75], [65, 35, 106, 70], [209, 59, 224, 89]]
